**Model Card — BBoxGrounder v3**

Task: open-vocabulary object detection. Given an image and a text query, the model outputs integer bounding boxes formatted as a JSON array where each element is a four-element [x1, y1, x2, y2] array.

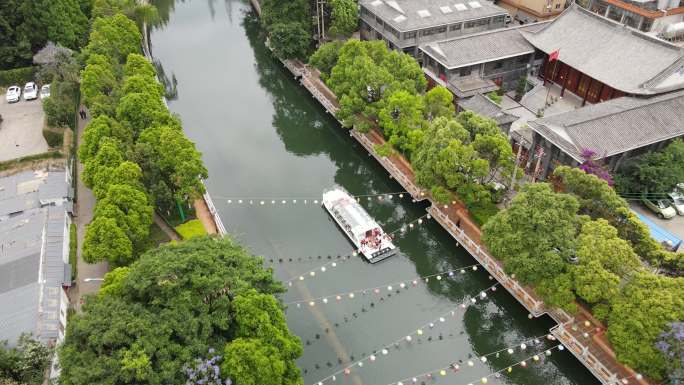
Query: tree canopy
[[260, 0, 311, 59], [328, 0, 358, 37], [0, 335, 52, 385], [59, 237, 301, 385], [83, 14, 141, 64], [615, 139, 684, 195]]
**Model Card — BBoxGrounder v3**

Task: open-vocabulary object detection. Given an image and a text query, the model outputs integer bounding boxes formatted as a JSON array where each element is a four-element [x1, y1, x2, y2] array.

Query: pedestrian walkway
[[153, 213, 182, 241], [71, 106, 109, 312]]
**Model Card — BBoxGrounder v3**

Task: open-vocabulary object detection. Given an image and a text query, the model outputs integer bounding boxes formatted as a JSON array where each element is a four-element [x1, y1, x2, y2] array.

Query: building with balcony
[[498, 0, 568, 22], [420, 22, 549, 97], [359, 0, 509, 56]]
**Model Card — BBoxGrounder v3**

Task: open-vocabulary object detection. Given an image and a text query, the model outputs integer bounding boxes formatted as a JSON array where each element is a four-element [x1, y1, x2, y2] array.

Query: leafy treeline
[[0, 0, 89, 70], [615, 139, 684, 195], [59, 236, 303, 385], [79, 4, 207, 266], [0, 335, 52, 385], [329, 0, 358, 37], [482, 166, 684, 380], [310, 40, 513, 222], [260, 0, 311, 59]]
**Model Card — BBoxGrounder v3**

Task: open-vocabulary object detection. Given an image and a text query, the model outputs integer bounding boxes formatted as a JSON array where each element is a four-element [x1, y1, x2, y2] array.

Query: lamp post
[[83, 277, 104, 282]]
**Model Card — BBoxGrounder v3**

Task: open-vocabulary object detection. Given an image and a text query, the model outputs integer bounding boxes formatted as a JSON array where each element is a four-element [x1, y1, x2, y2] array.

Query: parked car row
[[642, 185, 684, 219], [5, 82, 50, 103]]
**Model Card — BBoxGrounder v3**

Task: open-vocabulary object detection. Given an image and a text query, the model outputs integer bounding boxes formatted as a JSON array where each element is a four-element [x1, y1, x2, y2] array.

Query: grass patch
[[175, 219, 207, 240], [0, 151, 63, 171], [69, 223, 77, 281]]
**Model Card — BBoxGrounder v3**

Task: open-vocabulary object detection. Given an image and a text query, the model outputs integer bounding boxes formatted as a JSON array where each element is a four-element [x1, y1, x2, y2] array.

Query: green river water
[[149, 1, 600, 384]]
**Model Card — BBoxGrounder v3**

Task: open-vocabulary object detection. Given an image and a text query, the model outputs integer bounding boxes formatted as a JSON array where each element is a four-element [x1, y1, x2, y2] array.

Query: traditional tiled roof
[[458, 93, 517, 126], [529, 90, 684, 161], [521, 4, 684, 95], [421, 22, 548, 69], [360, 0, 508, 32]]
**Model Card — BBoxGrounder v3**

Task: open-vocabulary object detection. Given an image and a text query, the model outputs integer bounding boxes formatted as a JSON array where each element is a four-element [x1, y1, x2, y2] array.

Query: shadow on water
[[149, 1, 601, 384]]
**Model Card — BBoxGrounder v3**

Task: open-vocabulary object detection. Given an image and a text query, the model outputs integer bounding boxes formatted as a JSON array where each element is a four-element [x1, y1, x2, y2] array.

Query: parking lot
[[630, 201, 684, 251], [0, 95, 48, 161]]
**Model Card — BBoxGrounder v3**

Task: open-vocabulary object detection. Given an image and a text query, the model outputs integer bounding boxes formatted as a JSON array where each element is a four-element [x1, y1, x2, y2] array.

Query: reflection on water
[[150, 1, 599, 384]]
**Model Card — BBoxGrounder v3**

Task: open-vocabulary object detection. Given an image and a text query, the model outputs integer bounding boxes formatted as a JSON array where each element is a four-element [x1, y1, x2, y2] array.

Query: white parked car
[[40, 84, 51, 99], [5, 85, 21, 103], [668, 192, 684, 216], [23, 82, 38, 100]]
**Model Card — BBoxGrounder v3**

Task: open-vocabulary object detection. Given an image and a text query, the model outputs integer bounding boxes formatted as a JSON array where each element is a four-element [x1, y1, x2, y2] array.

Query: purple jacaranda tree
[[579, 149, 613, 186], [655, 322, 684, 381], [184, 348, 232, 385]]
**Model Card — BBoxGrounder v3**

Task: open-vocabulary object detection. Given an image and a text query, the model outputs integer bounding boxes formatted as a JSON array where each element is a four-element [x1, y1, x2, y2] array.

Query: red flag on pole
[[549, 49, 560, 62]]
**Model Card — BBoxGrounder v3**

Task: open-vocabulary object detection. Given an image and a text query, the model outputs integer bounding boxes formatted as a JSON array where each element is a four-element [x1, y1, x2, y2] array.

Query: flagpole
[[544, 58, 559, 108]]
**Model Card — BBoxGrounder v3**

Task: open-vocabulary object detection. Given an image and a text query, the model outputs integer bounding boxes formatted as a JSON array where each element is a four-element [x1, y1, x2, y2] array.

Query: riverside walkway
[[275, 56, 651, 385]]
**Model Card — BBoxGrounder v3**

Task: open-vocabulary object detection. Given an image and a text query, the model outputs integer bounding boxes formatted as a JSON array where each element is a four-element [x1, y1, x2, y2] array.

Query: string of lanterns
[[283, 213, 432, 284], [383, 320, 605, 385], [220, 191, 416, 206], [385, 343, 567, 385], [310, 283, 501, 385], [286, 262, 482, 305]]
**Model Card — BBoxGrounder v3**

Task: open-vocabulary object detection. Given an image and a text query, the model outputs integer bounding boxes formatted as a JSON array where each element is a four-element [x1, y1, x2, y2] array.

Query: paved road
[[71, 107, 109, 311], [0, 97, 48, 161]]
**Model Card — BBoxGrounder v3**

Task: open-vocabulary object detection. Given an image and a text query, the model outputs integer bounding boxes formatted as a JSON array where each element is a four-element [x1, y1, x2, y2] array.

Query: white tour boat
[[322, 187, 397, 263]]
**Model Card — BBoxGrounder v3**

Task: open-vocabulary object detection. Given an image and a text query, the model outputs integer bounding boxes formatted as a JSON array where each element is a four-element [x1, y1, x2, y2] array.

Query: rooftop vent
[[469, 1, 482, 8], [394, 14, 407, 22], [417, 9, 431, 17], [454, 3, 468, 10], [440, 5, 453, 13], [385, 0, 405, 13]]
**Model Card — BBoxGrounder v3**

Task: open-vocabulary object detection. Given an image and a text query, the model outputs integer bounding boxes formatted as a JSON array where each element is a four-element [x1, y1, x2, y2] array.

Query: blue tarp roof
[[633, 211, 682, 250]]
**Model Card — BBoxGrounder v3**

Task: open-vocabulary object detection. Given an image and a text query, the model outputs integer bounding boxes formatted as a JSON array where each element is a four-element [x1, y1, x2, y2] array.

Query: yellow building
[[497, 0, 567, 22]]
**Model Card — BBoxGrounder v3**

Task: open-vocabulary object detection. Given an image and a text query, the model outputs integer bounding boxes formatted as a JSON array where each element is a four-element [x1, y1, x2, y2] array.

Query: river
[[149, 1, 600, 384]]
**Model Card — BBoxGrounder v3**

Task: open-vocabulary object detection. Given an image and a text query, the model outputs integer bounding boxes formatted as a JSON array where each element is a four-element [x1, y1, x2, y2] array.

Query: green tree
[[79, 115, 132, 162], [80, 56, 118, 109], [115, 92, 168, 136], [328, 0, 358, 37], [136, 125, 208, 202], [616, 139, 684, 195], [472, 133, 514, 184], [84, 13, 141, 64], [121, 74, 164, 98], [0, 335, 52, 385], [124, 53, 156, 79], [482, 183, 581, 309], [308, 40, 344, 80], [18, 0, 88, 50], [572, 260, 619, 305], [413, 117, 469, 188], [269, 22, 311, 60], [456, 110, 499, 140], [99, 266, 131, 297], [82, 138, 125, 188], [82, 215, 133, 265], [59, 237, 297, 385], [607, 273, 684, 379], [575, 219, 641, 276], [92, 161, 144, 200], [95, 184, 153, 248], [0, 0, 33, 69], [423, 86, 454, 121], [378, 90, 425, 153]]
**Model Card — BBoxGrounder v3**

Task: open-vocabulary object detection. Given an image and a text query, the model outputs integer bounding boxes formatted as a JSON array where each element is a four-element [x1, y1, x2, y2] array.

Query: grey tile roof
[[520, 4, 684, 95], [360, 0, 508, 32], [529, 90, 684, 161], [458, 93, 518, 125], [421, 22, 548, 68], [0, 170, 69, 347]]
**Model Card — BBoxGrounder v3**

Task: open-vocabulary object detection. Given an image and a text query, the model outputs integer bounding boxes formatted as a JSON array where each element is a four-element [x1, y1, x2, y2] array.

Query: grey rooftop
[[360, 0, 508, 32], [520, 4, 684, 95], [529, 90, 684, 162], [421, 22, 548, 69], [458, 93, 518, 126]]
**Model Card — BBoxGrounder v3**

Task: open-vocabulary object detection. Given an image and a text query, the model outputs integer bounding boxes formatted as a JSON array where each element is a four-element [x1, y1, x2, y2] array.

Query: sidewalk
[[71, 107, 109, 312]]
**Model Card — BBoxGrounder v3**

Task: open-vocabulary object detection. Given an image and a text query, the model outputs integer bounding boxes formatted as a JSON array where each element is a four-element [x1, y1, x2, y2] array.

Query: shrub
[[486, 91, 501, 104], [175, 219, 207, 240], [69, 223, 77, 280], [0, 66, 36, 86], [43, 129, 65, 148], [43, 81, 78, 128]]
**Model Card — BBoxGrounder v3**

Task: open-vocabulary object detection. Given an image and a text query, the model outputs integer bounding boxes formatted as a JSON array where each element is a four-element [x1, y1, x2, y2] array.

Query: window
[[555, 3, 561, 8], [493, 15, 505, 23], [450, 23, 462, 31], [459, 66, 472, 76], [404, 31, 417, 39], [376, 15, 383, 24], [386, 25, 400, 38], [476, 18, 489, 26], [465, 21, 475, 28], [435, 26, 447, 33], [494, 61, 503, 69]]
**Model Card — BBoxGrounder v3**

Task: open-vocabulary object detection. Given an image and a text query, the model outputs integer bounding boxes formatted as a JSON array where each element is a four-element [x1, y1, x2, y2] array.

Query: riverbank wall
[[269, 53, 649, 385]]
